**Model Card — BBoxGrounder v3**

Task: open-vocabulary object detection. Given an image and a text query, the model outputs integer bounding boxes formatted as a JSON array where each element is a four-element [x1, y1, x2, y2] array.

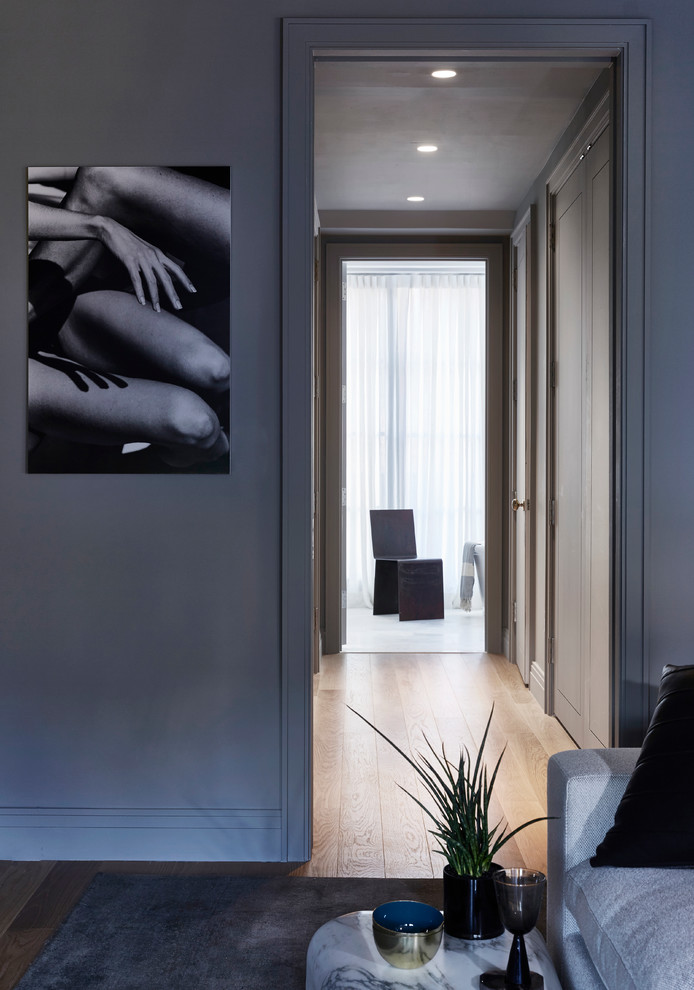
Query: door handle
[[512, 497, 526, 512]]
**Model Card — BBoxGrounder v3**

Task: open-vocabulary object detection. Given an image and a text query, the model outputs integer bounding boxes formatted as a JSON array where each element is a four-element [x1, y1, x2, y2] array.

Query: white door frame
[[282, 17, 649, 861]]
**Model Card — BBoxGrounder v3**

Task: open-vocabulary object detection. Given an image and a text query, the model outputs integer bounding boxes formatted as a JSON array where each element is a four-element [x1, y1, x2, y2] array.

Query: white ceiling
[[314, 59, 608, 214]]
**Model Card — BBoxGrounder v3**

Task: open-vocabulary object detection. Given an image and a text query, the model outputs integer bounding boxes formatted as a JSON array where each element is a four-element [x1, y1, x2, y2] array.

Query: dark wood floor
[[0, 860, 301, 989]]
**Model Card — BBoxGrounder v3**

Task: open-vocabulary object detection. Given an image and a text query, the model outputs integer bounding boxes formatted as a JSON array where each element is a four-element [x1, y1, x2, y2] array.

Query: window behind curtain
[[345, 259, 486, 609]]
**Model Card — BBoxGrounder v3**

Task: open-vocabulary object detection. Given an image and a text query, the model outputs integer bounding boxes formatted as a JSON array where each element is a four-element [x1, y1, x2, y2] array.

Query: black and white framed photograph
[[27, 166, 231, 473]]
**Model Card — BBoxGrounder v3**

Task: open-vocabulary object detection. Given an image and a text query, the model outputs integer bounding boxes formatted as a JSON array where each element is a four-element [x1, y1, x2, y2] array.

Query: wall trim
[[318, 210, 515, 233], [0, 809, 283, 861]]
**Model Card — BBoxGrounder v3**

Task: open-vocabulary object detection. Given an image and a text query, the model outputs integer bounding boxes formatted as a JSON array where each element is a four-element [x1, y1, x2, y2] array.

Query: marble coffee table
[[306, 910, 562, 989]]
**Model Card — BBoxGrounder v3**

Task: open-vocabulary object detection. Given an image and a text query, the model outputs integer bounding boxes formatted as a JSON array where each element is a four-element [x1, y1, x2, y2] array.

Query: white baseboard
[[529, 661, 545, 709]]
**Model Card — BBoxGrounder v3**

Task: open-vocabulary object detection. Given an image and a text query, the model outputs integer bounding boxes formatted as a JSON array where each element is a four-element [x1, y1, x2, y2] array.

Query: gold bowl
[[372, 900, 444, 969]]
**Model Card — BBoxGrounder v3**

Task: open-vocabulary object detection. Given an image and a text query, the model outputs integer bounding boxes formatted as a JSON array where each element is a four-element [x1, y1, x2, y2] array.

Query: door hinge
[[512, 378, 518, 403], [342, 281, 347, 302], [512, 267, 518, 292], [341, 487, 347, 507], [513, 600, 518, 624], [342, 384, 347, 404], [579, 141, 593, 162], [341, 591, 347, 609], [548, 637, 555, 665], [549, 223, 556, 252]]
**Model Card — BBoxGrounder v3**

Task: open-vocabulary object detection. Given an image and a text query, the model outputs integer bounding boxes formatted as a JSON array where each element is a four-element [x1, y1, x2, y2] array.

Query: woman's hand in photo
[[97, 217, 197, 313]]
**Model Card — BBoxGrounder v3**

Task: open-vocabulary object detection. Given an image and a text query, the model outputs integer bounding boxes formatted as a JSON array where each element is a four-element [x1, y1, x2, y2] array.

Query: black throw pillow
[[591, 663, 694, 867]]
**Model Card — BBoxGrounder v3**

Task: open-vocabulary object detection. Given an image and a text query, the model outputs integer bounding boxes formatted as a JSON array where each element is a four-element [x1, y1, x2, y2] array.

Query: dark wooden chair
[[369, 509, 444, 621]]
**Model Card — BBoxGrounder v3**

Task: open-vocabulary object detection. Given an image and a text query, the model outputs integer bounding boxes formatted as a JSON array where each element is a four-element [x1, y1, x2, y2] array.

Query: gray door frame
[[322, 240, 505, 657], [282, 17, 649, 861], [510, 208, 534, 690]]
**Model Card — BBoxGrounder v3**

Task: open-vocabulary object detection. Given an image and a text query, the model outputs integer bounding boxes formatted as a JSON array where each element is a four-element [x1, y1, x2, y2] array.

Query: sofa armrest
[[546, 748, 639, 973]]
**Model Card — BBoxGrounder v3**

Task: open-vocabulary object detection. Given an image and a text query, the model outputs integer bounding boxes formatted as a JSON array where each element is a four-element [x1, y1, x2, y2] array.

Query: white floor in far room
[[343, 606, 485, 653]]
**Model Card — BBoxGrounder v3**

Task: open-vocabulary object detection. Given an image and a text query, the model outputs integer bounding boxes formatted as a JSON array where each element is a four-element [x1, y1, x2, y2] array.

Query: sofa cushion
[[592, 663, 694, 867], [566, 859, 694, 990]]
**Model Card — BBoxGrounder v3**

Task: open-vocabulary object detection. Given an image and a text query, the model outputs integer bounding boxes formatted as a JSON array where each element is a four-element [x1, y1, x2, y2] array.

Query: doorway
[[282, 18, 649, 863], [322, 243, 504, 655]]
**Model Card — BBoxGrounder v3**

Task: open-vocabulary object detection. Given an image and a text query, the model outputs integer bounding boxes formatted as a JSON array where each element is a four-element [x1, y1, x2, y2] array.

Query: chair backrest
[[370, 509, 417, 559]]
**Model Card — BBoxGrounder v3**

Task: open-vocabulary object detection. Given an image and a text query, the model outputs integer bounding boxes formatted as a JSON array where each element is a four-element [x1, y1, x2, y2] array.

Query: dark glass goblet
[[480, 868, 546, 989]]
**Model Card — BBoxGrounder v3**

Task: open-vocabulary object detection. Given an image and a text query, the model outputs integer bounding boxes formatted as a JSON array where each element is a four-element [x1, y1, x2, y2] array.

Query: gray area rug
[[17, 874, 444, 989]]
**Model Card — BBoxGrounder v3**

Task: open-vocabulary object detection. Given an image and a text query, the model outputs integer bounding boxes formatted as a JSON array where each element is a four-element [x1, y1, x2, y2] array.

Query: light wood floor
[[0, 650, 574, 989], [293, 651, 575, 879]]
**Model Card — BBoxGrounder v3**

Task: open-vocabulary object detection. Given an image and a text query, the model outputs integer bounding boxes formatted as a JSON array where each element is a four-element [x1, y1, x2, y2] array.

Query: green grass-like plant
[[348, 704, 549, 878]]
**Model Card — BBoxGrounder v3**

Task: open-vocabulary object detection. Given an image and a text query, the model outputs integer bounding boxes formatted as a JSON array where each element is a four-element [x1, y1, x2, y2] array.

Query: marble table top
[[306, 911, 563, 989]]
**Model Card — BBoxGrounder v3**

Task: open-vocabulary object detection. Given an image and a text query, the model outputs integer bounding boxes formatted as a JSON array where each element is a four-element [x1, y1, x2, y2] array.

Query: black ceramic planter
[[443, 863, 504, 940]]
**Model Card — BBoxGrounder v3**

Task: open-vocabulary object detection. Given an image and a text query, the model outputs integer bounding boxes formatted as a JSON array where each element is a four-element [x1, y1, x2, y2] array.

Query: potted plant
[[348, 704, 549, 940]]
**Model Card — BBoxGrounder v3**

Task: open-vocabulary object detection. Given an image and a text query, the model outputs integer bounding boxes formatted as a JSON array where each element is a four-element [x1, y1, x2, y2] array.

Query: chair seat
[[397, 558, 444, 621]]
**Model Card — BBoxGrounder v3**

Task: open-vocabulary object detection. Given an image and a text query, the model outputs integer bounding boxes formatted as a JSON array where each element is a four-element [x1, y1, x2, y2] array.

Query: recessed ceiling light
[[417, 144, 438, 153], [407, 196, 425, 202], [431, 69, 456, 79]]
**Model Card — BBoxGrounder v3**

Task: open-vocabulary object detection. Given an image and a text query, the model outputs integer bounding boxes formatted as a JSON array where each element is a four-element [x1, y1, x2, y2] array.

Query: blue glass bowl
[[372, 900, 444, 969]]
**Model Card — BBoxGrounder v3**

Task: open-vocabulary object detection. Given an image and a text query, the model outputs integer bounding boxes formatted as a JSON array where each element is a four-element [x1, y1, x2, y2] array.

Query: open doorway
[[322, 241, 504, 656], [343, 256, 487, 653], [314, 57, 609, 665], [281, 18, 650, 864]]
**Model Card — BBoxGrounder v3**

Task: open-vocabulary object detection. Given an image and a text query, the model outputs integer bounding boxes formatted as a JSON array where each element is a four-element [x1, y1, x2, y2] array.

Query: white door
[[511, 215, 532, 685], [551, 125, 611, 748]]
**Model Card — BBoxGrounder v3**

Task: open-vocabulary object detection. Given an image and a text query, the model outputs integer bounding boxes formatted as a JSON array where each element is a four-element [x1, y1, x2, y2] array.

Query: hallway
[[293, 652, 575, 879]]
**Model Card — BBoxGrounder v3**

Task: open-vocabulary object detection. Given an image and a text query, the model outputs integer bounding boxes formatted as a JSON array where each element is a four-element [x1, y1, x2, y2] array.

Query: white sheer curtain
[[345, 262, 486, 609]]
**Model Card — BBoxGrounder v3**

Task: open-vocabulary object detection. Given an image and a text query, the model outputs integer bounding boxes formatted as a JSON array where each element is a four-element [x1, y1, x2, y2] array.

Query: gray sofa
[[547, 748, 694, 990]]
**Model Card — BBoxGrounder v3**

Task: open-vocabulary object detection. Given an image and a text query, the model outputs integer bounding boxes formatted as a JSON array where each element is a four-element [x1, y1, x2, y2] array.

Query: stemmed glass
[[480, 868, 546, 989]]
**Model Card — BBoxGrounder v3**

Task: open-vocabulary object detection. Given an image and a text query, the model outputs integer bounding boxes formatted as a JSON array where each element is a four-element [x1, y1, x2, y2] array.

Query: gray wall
[[1, 0, 692, 859]]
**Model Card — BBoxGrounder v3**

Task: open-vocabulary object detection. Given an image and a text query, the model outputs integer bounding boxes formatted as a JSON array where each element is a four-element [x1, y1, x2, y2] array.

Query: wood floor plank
[[417, 655, 466, 722], [0, 863, 55, 937], [318, 652, 348, 692], [338, 727, 385, 877], [371, 658, 434, 877], [339, 656, 386, 876], [8, 862, 97, 931], [0, 929, 53, 990], [303, 686, 345, 876], [392, 655, 448, 850]]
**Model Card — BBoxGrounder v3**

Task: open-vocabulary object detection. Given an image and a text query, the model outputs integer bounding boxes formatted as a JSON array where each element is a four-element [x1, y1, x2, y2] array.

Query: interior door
[[511, 215, 532, 685], [551, 125, 611, 748]]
